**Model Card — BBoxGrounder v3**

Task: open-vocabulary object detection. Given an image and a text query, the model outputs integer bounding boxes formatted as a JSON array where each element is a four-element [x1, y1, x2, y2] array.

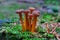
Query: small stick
[[50, 26, 57, 33], [45, 22, 50, 33], [52, 31, 60, 40]]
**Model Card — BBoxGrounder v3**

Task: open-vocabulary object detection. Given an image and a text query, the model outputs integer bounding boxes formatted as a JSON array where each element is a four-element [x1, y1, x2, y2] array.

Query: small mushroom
[[29, 7, 35, 14], [16, 9, 24, 23], [16, 9, 25, 31], [28, 14, 33, 31], [16, 9, 24, 22], [28, 7, 35, 31], [23, 10, 30, 31], [31, 10, 40, 33]]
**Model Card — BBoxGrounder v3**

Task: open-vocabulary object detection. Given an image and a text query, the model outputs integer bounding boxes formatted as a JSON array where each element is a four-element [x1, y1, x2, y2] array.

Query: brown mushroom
[[16, 9, 25, 31], [16, 9, 24, 23], [31, 10, 40, 33], [29, 7, 35, 14], [28, 14, 33, 31], [23, 10, 30, 31], [28, 7, 35, 31]]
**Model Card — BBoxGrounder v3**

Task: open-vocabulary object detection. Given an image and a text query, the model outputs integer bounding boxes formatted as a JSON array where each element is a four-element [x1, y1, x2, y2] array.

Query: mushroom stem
[[29, 18, 31, 31], [29, 14, 33, 31], [23, 18, 27, 31], [19, 13, 23, 24], [31, 16, 37, 32], [19, 13, 25, 32]]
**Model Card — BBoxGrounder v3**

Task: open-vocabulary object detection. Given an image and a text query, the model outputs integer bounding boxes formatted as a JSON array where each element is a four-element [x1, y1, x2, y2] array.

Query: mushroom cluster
[[16, 7, 40, 33]]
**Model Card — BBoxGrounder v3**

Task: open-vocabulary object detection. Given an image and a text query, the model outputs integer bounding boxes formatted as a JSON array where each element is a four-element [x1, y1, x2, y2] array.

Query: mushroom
[[29, 7, 35, 14], [28, 14, 33, 31], [16, 9, 24, 24], [28, 7, 35, 31], [16, 9, 25, 31], [31, 10, 40, 33], [23, 10, 30, 31]]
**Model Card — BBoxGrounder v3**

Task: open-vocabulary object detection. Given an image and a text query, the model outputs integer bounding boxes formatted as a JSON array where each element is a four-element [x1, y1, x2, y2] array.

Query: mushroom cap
[[32, 10, 40, 16], [29, 7, 35, 11], [24, 10, 30, 14], [16, 9, 24, 14], [28, 14, 33, 18]]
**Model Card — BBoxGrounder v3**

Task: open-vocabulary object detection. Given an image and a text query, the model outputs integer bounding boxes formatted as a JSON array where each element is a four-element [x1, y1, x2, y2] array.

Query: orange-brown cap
[[28, 14, 33, 18], [29, 7, 35, 11], [24, 10, 30, 14], [32, 10, 40, 16], [16, 9, 24, 14]]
